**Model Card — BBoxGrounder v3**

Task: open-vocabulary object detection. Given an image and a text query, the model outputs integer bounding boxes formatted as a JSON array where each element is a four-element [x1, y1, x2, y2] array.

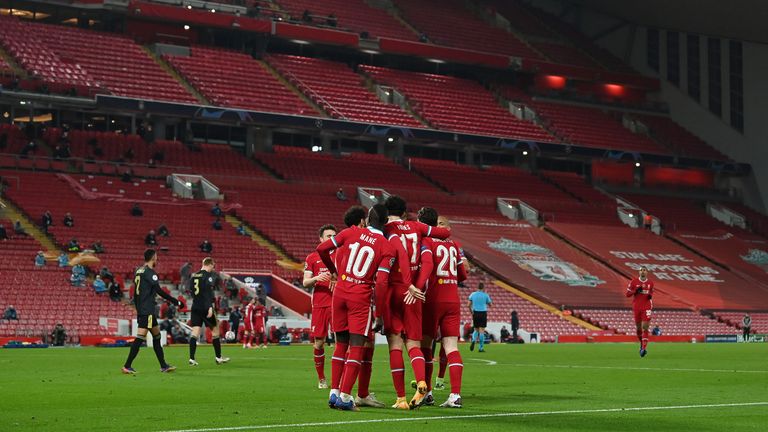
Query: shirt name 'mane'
[[360, 234, 377, 245]]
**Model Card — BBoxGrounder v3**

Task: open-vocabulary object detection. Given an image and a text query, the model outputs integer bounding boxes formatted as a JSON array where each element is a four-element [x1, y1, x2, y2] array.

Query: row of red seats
[[361, 65, 553, 141], [274, 0, 417, 40], [165, 46, 314, 116], [266, 54, 423, 128], [393, 0, 541, 59], [575, 309, 736, 336], [0, 16, 195, 102]]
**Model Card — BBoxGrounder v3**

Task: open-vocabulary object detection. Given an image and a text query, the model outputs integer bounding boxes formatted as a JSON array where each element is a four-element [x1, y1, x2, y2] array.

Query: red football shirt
[[626, 277, 654, 309], [417, 237, 467, 304], [317, 226, 396, 315], [384, 219, 451, 275], [305, 251, 333, 308]]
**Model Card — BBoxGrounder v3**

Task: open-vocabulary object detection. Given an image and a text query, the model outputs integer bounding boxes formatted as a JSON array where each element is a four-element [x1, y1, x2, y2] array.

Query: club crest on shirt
[[488, 237, 604, 287], [741, 249, 768, 273]]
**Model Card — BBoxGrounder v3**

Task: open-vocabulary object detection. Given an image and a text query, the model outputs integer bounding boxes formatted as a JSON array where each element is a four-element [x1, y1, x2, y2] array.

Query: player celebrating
[[415, 209, 466, 408], [626, 266, 654, 357], [317, 204, 398, 411], [242, 297, 267, 348], [383, 196, 450, 409], [122, 249, 182, 374], [188, 257, 230, 366], [303, 224, 337, 389]]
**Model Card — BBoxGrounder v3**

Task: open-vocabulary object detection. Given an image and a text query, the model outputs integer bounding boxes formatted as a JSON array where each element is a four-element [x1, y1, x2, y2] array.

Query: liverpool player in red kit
[[626, 266, 654, 357], [304, 224, 337, 389], [317, 204, 398, 411], [383, 196, 451, 409], [415, 209, 466, 408]]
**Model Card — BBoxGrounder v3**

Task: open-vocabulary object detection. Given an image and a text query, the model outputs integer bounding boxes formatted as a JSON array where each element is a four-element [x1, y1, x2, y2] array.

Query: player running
[[415, 209, 466, 408], [122, 249, 182, 374], [317, 204, 398, 411], [188, 257, 230, 366], [383, 196, 452, 409], [304, 224, 337, 389], [626, 266, 654, 357], [468, 283, 492, 352]]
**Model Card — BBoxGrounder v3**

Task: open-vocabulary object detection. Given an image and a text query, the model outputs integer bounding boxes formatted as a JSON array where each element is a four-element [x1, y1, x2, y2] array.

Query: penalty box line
[[159, 401, 768, 432]]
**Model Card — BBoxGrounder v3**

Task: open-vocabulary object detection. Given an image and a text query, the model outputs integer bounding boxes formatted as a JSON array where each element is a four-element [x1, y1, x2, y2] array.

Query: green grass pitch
[[0, 342, 766, 431]]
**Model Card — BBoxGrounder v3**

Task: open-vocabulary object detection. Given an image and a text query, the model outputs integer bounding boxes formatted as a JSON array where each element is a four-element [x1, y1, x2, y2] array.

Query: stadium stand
[[716, 312, 768, 334], [360, 65, 553, 141], [0, 224, 133, 338], [451, 219, 636, 308], [165, 46, 314, 115], [393, 0, 541, 59], [724, 203, 768, 238], [0, 16, 196, 102], [0, 171, 287, 278], [525, 100, 670, 154], [633, 114, 730, 161], [459, 270, 592, 343], [409, 159, 621, 225], [274, 0, 416, 40], [266, 54, 422, 127], [548, 222, 768, 310], [575, 309, 735, 336]]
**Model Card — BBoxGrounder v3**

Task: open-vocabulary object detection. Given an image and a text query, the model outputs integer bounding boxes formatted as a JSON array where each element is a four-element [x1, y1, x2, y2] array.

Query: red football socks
[[331, 342, 348, 391], [313, 347, 325, 380], [357, 346, 374, 398], [422, 347, 434, 391], [447, 350, 463, 394], [408, 347, 426, 383], [389, 349, 406, 398], [438, 346, 448, 379], [340, 346, 363, 395]]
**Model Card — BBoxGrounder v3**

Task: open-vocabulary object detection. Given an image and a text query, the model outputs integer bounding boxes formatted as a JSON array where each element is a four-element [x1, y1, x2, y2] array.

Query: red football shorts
[[423, 301, 461, 339], [387, 286, 423, 341], [633, 306, 652, 324], [244, 321, 253, 332], [332, 295, 373, 337], [310, 306, 332, 339]]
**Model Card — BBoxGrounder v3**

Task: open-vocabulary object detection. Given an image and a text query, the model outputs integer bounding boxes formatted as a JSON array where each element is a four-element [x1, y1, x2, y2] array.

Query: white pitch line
[[468, 358, 497, 366], [158, 402, 768, 432]]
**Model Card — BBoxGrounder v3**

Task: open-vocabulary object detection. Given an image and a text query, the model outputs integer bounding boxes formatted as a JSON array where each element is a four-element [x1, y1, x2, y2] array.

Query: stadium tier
[[410, 159, 620, 225], [266, 54, 422, 127], [716, 312, 768, 334], [460, 270, 591, 343], [724, 203, 768, 238], [633, 114, 730, 161], [451, 219, 633, 308], [165, 46, 314, 115], [575, 309, 735, 336], [524, 99, 670, 154], [480, 0, 558, 39], [620, 194, 737, 233], [0, 171, 287, 278], [0, 16, 196, 102], [274, 0, 417, 40], [256, 145, 435, 192], [393, 0, 541, 59], [360, 65, 553, 141], [668, 230, 768, 289], [0, 226, 134, 337], [548, 222, 768, 310], [530, 41, 602, 69]]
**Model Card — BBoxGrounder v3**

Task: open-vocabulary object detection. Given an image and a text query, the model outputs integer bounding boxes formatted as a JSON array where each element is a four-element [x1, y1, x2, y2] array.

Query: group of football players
[[304, 196, 467, 411]]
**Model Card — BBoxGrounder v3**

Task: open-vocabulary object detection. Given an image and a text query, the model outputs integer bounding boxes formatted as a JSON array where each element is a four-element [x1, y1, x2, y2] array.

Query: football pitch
[[1, 343, 766, 431]]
